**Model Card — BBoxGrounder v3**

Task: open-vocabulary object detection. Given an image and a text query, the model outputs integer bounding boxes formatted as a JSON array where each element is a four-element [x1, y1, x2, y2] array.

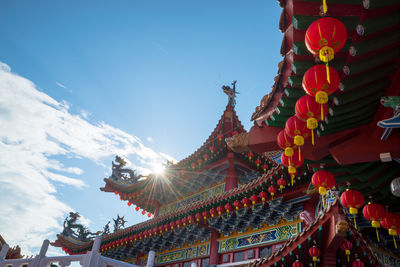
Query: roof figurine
[[222, 80, 239, 107]]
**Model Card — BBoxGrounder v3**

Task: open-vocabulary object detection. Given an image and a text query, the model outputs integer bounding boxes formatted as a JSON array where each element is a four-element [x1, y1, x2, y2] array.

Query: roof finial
[[222, 80, 239, 107]]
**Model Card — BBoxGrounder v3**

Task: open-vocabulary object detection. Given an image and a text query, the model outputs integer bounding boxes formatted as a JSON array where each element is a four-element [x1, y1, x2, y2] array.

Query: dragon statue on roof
[[111, 156, 142, 183], [62, 212, 101, 241], [113, 215, 127, 232], [222, 80, 239, 107]]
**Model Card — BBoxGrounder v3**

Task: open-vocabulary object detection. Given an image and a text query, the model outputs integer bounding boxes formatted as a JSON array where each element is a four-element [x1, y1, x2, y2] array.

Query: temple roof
[[101, 87, 272, 213]]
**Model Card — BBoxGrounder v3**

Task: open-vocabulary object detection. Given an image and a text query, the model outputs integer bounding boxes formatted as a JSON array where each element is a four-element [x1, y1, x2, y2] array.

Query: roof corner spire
[[222, 80, 239, 107]]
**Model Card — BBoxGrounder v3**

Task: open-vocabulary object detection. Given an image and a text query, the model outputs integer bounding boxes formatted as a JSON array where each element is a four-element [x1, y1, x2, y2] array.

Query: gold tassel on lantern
[[294, 135, 304, 161], [323, 0, 327, 14]]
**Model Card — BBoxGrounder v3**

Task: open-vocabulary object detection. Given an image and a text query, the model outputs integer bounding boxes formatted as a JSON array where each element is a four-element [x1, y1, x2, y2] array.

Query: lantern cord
[[394, 236, 397, 249], [312, 129, 315, 145], [321, 104, 324, 121], [322, 196, 325, 209], [326, 63, 330, 83], [314, 262, 316, 267], [323, 0, 327, 14], [347, 255, 349, 262], [376, 228, 380, 242], [354, 216, 357, 230]]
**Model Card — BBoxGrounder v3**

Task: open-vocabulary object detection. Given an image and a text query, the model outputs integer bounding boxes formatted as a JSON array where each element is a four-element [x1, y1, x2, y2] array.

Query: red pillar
[[209, 229, 219, 265], [135, 250, 142, 266], [224, 152, 238, 191]]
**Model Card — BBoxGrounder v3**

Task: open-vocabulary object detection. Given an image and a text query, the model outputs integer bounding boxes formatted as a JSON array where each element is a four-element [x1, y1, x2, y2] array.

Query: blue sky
[[0, 0, 282, 258]]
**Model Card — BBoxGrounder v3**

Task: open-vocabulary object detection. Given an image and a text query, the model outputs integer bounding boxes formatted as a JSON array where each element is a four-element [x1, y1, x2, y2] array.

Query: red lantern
[[255, 158, 261, 168], [203, 153, 209, 161], [233, 200, 242, 210], [127, 202, 132, 206], [285, 116, 311, 160], [295, 95, 328, 144], [241, 198, 251, 208], [292, 260, 304, 267], [305, 17, 347, 63], [277, 130, 296, 158], [258, 191, 267, 202], [114, 191, 118, 195], [340, 239, 353, 262], [217, 133, 224, 142], [197, 158, 203, 166], [169, 221, 176, 230], [363, 202, 386, 242], [141, 210, 146, 215], [381, 212, 400, 248], [202, 211, 210, 220], [302, 65, 340, 116], [308, 246, 320, 267], [262, 163, 268, 173], [209, 146, 216, 153], [250, 194, 258, 205], [232, 130, 238, 136], [191, 162, 197, 169], [216, 206, 224, 216], [277, 178, 287, 192], [340, 189, 364, 229], [181, 217, 188, 226], [147, 212, 152, 218], [175, 219, 181, 228], [268, 185, 277, 199], [195, 213, 202, 222], [224, 203, 233, 213], [187, 215, 194, 224], [281, 149, 304, 185], [352, 259, 365, 267], [158, 226, 163, 234], [312, 170, 335, 209], [247, 151, 254, 160], [209, 208, 217, 217]]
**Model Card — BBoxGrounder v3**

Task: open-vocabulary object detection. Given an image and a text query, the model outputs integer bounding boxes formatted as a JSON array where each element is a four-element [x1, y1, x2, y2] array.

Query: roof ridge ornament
[[222, 80, 239, 107]]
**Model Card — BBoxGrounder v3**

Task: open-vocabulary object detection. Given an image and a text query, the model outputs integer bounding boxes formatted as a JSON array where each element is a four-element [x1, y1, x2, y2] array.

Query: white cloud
[[146, 136, 154, 143], [80, 109, 91, 119], [56, 82, 67, 89], [0, 62, 170, 255]]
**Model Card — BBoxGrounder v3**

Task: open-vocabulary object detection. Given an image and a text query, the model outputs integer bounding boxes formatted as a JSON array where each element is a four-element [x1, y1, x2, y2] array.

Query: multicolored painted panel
[[219, 222, 302, 253], [159, 183, 225, 216], [156, 243, 210, 265]]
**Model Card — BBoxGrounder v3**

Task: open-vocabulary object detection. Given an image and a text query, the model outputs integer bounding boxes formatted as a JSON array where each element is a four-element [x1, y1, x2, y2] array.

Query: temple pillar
[[146, 250, 155, 267], [191, 262, 197, 267], [224, 152, 238, 191], [135, 251, 142, 266], [209, 229, 219, 265]]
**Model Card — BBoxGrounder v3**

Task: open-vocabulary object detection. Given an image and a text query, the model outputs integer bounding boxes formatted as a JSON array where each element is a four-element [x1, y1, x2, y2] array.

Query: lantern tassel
[[298, 146, 301, 161], [376, 228, 380, 242], [394, 236, 397, 249], [347, 255, 350, 262], [312, 129, 315, 145], [354, 216, 357, 230], [323, 0, 327, 14], [322, 196, 325, 209], [291, 175, 294, 186], [321, 104, 324, 121], [326, 63, 330, 84], [314, 262, 316, 267]]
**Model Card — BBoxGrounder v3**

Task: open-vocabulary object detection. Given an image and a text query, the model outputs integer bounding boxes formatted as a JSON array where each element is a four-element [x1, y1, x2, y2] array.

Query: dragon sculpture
[[62, 212, 101, 241], [113, 215, 127, 232], [110, 156, 142, 183], [222, 80, 239, 107]]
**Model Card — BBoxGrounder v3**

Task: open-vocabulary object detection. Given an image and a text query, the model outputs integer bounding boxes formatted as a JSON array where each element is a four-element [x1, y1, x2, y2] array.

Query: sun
[[152, 164, 165, 175]]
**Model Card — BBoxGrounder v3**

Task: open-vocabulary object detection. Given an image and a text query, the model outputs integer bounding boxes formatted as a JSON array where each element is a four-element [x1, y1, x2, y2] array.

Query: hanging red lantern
[[308, 245, 320, 267], [169, 221, 176, 230], [114, 191, 118, 195], [258, 191, 267, 202], [202, 211, 210, 220], [277, 130, 296, 159], [363, 202, 386, 242], [195, 213, 202, 222], [305, 17, 347, 62], [158, 226, 163, 234], [250, 194, 258, 205], [281, 149, 304, 185], [217, 133, 224, 142], [224, 203, 233, 213], [209, 208, 217, 217], [233, 200, 242, 210], [352, 259, 365, 267], [191, 162, 197, 169], [138, 233, 143, 240], [340, 239, 353, 262], [216, 206, 224, 216], [262, 163, 268, 173], [197, 158, 203, 166], [147, 212, 152, 218], [381, 212, 400, 248], [141, 210, 146, 215], [232, 130, 238, 136], [268, 185, 277, 199], [292, 260, 304, 267], [203, 153, 209, 161], [175, 219, 181, 228], [255, 158, 261, 168], [277, 178, 287, 192], [181, 217, 188, 226], [209, 146, 216, 153], [247, 151, 254, 160], [312, 170, 335, 208], [302, 65, 340, 120], [340, 189, 364, 229], [295, 95, 328, 144], [285, 116, 311, 160], [241, 197, 251, 208], [187, 215, 194, 224]]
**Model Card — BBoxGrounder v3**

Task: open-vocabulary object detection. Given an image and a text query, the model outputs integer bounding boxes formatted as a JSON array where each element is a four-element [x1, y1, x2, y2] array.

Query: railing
[[0, 236, 144, 267]]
